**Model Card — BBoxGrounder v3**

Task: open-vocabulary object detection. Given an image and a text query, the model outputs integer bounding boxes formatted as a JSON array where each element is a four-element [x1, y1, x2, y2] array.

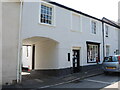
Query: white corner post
[[17, 0, 23, 83]]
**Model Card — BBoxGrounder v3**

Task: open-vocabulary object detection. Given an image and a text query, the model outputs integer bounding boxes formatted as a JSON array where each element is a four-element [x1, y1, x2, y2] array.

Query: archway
[[21, 36, 59, 81]]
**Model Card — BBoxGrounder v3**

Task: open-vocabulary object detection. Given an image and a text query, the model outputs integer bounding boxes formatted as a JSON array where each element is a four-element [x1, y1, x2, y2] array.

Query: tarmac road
[[49, 73, 120, 89]]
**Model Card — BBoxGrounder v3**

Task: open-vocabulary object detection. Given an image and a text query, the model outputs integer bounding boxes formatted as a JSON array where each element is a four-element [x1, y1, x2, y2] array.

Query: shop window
[[87, 42, 100, 63]]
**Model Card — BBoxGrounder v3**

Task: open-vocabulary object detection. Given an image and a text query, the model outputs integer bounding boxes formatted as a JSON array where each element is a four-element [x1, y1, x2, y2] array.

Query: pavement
[[2, 66, 103, 89]]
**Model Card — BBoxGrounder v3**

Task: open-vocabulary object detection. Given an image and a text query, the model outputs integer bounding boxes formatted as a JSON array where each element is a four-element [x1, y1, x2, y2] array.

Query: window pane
[[50, 11, 52, 15], [47, 10, 49, 14], [50, 8, 52, 11], [41, 5, 44, 9]]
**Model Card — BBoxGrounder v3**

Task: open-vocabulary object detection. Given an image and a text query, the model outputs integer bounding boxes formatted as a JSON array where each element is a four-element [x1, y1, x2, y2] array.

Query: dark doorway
[[72, 50, 80, 73], [32, 45, 35, 70]]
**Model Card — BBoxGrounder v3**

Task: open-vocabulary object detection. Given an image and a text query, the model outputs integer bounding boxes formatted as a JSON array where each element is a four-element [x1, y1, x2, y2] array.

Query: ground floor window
[[106, 45, 110, 57], [87, 42, 100, 63]]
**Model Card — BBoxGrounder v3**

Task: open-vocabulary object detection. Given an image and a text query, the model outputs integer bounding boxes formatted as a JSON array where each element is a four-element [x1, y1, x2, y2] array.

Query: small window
[[40, 4, 53, 25], [106, 45, 110, 57], [105, 25, 109, 37], [91, 21, 97, 34]]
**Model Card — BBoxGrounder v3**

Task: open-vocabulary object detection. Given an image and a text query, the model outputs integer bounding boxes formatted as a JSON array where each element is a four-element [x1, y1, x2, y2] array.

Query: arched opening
[[21, 36, 59, 81]]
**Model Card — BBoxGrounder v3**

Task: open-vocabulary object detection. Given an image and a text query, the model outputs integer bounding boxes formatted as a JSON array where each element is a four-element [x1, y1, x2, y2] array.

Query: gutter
[[17, 0, 23, 83], [102, 17, 120, 29]]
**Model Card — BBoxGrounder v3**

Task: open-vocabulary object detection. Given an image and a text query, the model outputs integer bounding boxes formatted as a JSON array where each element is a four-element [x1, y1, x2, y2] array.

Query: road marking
[[84, 79, 114, 84], [37, 78, 81, 89]]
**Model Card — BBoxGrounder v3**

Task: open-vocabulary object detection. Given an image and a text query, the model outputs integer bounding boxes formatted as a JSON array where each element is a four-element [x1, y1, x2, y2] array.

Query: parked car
[[102, 55, 120, 74]]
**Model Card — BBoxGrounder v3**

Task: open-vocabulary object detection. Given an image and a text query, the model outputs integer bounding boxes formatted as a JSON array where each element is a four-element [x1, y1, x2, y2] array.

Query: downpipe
[[102, 21, 105, 60], [17, 0, 23, 83]]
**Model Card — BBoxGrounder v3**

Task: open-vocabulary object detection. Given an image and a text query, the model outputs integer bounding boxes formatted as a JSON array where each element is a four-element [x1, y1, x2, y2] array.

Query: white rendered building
[[1, 0, 120, 85]]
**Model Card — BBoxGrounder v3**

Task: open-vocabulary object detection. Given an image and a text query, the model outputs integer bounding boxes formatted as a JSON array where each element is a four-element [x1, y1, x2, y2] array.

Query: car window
[[112, 56, 118, 62], [104, 57, 109, 62], [104, 56, 118, 62]]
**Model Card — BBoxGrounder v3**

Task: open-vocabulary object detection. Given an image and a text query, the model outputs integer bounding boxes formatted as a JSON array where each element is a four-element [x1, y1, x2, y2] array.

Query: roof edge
[[48, 1, 102, 22], [47, 1, 120, 29]]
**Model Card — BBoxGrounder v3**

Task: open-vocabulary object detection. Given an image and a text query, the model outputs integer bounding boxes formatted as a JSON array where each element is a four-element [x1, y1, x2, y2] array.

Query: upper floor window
[[105, 25, 109, 37], [40, 4, 53, 25], [91, 21, 97, 34]]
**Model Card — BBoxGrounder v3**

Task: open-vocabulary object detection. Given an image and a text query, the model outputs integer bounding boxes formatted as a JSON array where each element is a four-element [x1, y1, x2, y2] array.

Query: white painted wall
[[2, 2, 20, 85], [21, 1, 118, 70], [35, 40, 59, 69], [118, 28, 120, 53], [0, 1, 2, 87], [118, 1, 120, 23], [118, 2, 120, 52], [104, 24, 119, 56]]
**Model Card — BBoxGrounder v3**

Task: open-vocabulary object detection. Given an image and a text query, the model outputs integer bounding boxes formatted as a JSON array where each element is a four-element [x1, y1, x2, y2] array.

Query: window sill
[[38, 22, 56, 27]]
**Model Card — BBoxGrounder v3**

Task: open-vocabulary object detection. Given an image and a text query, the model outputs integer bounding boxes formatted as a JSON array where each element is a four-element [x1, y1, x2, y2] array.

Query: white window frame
[[91, 20, 97, 34], [39, 1, 56, 26], [71, 12, 82, 32], [106, 45, 110, 57], [105, 25, 109, 37]]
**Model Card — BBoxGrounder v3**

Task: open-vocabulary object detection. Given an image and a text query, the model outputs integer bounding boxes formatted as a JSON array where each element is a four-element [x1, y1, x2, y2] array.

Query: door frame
[[72, 47, 81, 73], [32, 45, 35, 70]]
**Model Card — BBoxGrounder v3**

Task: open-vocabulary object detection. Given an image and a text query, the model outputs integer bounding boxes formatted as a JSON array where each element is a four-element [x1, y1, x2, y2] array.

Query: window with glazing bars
[[105, 25, 109, 37], [91, 21, 97, 34], [41, 5, 52, 24]]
